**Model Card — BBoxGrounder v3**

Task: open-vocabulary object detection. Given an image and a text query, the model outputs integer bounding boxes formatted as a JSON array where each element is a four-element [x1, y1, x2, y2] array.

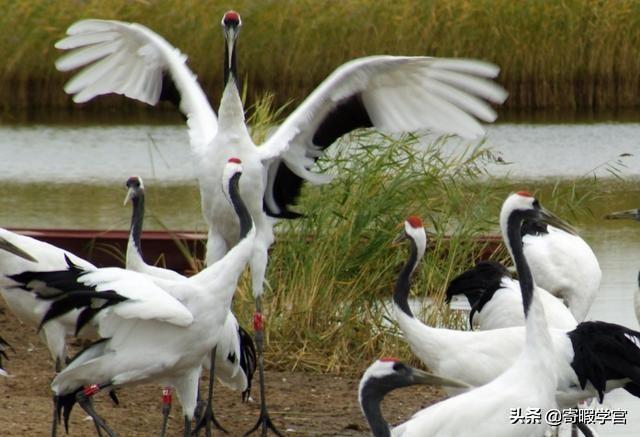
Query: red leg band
[[162, 387, 172, 405], [83, 384, 100, 397], [253, 312, 264, 332]]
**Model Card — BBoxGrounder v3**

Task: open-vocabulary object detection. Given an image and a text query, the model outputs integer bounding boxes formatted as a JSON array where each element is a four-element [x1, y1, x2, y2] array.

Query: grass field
[[2, 0, 640, 116]]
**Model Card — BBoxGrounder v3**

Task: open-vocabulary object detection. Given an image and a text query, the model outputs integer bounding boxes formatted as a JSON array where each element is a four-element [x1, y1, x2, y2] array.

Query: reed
[[2, 0, 640, 117], [221, 128, 508, 373]]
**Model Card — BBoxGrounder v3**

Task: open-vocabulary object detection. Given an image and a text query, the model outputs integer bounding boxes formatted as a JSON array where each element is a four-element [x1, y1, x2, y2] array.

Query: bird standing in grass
[[389, 193, 562, 436]]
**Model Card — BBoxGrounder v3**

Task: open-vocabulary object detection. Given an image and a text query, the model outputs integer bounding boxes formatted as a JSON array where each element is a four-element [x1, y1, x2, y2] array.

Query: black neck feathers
[[393, 237, 419, 317], [521, 219, 548, 237], [228, 172, 252, 240], [129, 190, 144, 255], [360, 380, 392, 437], [507, 211, 535, 316]]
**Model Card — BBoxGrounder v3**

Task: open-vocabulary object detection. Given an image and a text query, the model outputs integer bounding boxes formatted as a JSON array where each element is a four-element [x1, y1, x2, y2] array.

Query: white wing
[[55, 19, 217, 154], [258, 55, 507, 171], [78, 268, 193, 327]]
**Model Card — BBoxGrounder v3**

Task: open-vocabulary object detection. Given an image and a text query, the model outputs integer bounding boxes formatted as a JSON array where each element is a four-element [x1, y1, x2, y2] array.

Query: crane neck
[[127, 193, 145, 267], [189, 171, 254, 292], [228, 172, 252, 240], [359, 382, 392, 437], [506, 211, 553, 356], [217, 78, 249, 135], [393, 237, 420, 318]]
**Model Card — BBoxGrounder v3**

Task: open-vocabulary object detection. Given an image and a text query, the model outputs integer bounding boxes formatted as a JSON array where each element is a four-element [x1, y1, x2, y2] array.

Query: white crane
[[0, 229, 99, 372], [16, 159, 254, 437], [123, 175, 256, 434], [385, 193, 568, 436], [605, 207, 640, 324], [392, 210, 640, 418], [522, 221, 602, 321], [445, 260, 577, 330], [358, 358, 471, 436], [54, 12, 507, 434]]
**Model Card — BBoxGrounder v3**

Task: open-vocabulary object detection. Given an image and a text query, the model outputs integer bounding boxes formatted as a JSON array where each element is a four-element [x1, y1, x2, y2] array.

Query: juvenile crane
[[55, 12, 507, 434]]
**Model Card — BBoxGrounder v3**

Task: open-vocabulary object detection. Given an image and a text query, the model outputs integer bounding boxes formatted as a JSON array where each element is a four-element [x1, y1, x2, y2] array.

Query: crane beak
[[538, 208, 578, 235], [225, 27, 237, 71], [410, 367, 471, 389], [123, 187, 134, 206], [392, 230, 407, 245], [605, 208, 640, 221], [0, 237, 37, 263]]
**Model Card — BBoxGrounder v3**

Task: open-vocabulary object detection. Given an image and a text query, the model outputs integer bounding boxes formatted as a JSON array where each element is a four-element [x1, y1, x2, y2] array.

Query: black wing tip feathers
[[55, 388, 82, 433], [238, 324, 257, 402], [569, 321, 640, 403]]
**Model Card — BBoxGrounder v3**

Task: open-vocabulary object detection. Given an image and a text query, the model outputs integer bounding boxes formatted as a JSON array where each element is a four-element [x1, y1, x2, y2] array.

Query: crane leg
[[183, 415, 191, 437], [576, 421, 594, 437], [51, 394, 59, 437], [75, 384, 117, 437], [243, 297, 283, 437], [160, 387, 172, 437], [194, 347, 228, 436]]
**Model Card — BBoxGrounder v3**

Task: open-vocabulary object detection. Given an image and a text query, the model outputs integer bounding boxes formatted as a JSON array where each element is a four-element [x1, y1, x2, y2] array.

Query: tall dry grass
[[2, 0, 640, 116]]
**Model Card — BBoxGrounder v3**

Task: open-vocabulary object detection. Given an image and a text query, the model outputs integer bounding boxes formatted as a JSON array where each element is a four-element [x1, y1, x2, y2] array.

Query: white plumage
[[0, 228, 99, 370], [16, 159, 255, 435], [387, 194, 561, 437], [123, 176, 254, 395], [393, 211, 640, 412], [54, 13, 507, 299], [523, 224, 602, 321], [445, 260, 577, 330]]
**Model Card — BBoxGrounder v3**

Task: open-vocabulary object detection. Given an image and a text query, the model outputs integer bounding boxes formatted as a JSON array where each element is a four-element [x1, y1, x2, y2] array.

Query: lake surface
[[0, 122, 639, 435]]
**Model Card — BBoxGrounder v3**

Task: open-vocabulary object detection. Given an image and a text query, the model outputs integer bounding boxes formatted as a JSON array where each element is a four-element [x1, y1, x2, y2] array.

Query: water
[[1, 122, 640, 435]]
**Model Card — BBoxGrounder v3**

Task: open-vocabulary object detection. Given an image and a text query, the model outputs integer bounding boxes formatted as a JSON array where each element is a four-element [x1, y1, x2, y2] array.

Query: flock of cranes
[[0, 8, 639, 437]]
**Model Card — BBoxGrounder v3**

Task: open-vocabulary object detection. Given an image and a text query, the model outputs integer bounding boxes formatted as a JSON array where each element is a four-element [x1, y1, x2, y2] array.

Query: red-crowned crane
[[0, 229, 99, 372], [387, 194, 572, 436], [124, 175, 256, 434], [358, 358, 471, 436], [392, 206, 640, 435], [54, 10, 507, 433], [14, 159, 255, 437]]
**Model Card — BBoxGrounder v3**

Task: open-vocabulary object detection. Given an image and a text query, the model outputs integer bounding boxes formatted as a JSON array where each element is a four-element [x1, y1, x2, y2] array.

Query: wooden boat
[[9, 228, 207, 275], [7, 228, 503, 276]]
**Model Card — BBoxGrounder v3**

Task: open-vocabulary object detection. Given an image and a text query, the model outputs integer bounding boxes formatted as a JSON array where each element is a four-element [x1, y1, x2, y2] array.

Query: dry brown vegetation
[[2, 0, 640, 117]]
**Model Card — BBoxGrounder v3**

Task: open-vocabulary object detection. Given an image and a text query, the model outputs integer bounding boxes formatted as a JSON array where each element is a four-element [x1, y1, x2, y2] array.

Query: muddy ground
[[0, 303, 445, 436]]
